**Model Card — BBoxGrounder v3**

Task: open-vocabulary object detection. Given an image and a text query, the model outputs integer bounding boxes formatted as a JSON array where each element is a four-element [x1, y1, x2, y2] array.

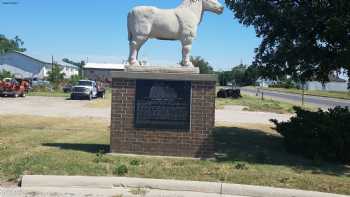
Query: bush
[[272, 106, 350, 164], [269, 81, 296, 89], [114, 164, 128, 176], [130, 159, 140, 166], [30, 84, 53, 92]]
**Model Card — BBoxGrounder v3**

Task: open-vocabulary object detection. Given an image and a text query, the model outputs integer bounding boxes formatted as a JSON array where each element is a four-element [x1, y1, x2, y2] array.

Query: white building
[[83, 63, 125, 83], [304, 71, 349, 92], [256, 78, 277, 88], [0, 51, 79, 79]]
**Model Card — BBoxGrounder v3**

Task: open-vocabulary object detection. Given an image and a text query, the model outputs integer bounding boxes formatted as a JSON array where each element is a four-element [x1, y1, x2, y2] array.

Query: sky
[[0, 0, 261, 71]]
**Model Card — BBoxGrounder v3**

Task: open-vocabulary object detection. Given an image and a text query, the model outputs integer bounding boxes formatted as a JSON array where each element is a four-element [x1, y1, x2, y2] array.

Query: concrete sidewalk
[[18, 175, 349, 197], [0, 187, 245, 197]]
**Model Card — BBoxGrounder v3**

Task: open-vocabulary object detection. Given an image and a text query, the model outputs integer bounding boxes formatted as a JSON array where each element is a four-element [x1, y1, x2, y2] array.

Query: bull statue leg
[[181, 39, 194, 67], [128, 36, 148, 66]]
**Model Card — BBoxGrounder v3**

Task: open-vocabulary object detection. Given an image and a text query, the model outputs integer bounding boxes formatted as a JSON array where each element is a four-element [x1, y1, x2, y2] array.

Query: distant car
[[70, 80, 105, 100], [31, 79, 50, 87], [62, 84, 73, 93], [31, 79, 53, 91]]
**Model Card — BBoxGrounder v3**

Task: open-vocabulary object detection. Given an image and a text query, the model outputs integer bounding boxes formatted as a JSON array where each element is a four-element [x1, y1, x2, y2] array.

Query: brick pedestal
[[110, 71, 216, 158]]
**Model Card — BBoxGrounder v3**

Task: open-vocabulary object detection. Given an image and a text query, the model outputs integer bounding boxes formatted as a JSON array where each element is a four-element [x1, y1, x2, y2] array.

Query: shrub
[[234, 163, 248, 170], [271, 106, 350, 164], [130, 159, 140, 166], [269, 81, 296, 89], [114, 164, 128, 176], [94, 149, 108, 163]]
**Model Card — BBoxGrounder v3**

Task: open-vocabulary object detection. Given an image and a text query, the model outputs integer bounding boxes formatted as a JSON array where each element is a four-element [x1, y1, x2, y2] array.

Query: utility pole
[[301, 83, 305, 106], [51, 55, 54, 70]]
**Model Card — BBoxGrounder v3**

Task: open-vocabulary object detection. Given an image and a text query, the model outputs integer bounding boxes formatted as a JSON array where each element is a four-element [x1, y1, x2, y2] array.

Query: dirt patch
[[0, 96, 109, 119]]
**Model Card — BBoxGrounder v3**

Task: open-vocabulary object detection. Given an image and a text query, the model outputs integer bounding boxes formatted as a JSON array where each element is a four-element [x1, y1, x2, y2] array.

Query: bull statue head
[[202, 0, 224, 14]]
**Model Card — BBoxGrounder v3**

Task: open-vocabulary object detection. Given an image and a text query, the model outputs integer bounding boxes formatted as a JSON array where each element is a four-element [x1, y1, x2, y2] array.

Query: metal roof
[[1, 51, 79, 69]]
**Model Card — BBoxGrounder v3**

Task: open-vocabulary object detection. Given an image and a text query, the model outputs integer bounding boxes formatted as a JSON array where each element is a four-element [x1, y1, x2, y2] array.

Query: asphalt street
[[241, 87, 350, 109]]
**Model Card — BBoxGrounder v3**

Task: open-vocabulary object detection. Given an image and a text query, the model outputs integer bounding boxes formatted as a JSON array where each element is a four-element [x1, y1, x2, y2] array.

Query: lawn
[[28, 91, 70, 97], [216, 95, 315, 114], [0, 116, 349, 195], [85, 90, 308, 114], [85, 89, 112, 108], [266, 87, 350, 100]]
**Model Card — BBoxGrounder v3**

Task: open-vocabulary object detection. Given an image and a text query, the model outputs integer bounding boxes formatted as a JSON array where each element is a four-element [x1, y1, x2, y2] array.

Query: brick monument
[[110, 69, 216, 158], [111, 0, 223, 158]]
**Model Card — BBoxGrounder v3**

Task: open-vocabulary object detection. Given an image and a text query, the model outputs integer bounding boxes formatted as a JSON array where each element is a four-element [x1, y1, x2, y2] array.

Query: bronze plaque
[[135, 80, 191, 130]]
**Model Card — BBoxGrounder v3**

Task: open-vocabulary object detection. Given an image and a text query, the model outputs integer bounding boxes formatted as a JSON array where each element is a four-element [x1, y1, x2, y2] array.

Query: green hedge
[[272, 107, 350, 164]]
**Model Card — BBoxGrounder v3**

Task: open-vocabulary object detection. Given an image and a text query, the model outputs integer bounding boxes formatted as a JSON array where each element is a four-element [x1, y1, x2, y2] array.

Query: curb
[[21, 175, 349, 197]]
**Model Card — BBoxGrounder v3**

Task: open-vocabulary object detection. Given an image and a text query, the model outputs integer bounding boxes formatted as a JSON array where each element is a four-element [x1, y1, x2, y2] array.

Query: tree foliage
[[0, 34, 26, 54], [191, 56, 214, 74], [225, 0, 350, 82], [69, 75, 82, 85], [218, 71, 233, 86], [47, 64, 65, 88], [0, 69, 14, 80], [218, 64, 260, 86]]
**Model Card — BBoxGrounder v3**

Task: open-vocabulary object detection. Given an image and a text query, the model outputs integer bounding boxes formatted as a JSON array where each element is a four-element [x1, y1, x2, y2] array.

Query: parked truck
[[70, 80, 105, 100], [0, 78, 30, 97]]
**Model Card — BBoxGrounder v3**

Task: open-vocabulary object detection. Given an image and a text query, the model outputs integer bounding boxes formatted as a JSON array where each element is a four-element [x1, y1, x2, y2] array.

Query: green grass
[[0, 116, 349, 195], [266, 87, 350, 100], [85, 89, 112, 108], [28, 91, 69, 97], [216, 95, 315, 114]]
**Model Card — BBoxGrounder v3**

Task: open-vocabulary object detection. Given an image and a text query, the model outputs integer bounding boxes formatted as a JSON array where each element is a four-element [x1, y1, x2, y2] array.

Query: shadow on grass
[[42, 143, 109, 153], [213, 126, 350, 177]]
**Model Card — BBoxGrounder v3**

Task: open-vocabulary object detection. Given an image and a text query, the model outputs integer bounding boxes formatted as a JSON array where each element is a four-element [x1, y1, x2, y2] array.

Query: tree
[[231, 64, 247, 86], [47, 64, 65, 88], [0, 34, 26, 54], [69, 75, 81, 85], [230, 64, 260, 86], [225, 0, 350, 82], [218, 71, 233, 86], [245, 64, 260, 85], [62, 58, 85, 77], [190, 56, 214, 74], [0, 69, 14, 79]]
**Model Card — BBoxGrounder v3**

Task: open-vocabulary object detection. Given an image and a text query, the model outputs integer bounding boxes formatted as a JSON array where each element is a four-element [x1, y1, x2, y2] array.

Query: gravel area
[[0, 96, 291, 124], [216, 106, 292, 125], [0, 96, 109, 119]]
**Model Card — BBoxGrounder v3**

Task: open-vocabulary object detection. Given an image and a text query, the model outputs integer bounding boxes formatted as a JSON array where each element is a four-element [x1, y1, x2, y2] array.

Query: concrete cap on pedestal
[[112, 65, 217, 82]]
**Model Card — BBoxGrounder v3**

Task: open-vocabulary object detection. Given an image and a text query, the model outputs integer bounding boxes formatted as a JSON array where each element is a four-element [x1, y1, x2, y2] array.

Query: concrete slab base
[[20, 175, 349, 197], [106, 153, 206, 161], [1, 187, 246, 197], [126, 65, 200, 74]]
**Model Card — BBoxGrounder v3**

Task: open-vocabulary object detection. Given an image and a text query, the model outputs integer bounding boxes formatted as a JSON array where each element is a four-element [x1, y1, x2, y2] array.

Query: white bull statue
[[127, 0, 224, 67]]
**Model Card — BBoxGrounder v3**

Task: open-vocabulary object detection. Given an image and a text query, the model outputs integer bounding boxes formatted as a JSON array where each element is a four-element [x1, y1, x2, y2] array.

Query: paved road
[[241, 87, 350, 109]]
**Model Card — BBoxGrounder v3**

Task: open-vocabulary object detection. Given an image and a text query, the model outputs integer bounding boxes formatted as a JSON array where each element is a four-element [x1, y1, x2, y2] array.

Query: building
[[0, 51, 79, 79], [83, 63, 125, 83], [256, 78, 277, 88]]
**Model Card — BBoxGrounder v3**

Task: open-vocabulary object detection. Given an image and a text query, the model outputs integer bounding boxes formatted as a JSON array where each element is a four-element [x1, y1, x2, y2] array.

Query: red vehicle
[[0, 78, 30, 97]]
